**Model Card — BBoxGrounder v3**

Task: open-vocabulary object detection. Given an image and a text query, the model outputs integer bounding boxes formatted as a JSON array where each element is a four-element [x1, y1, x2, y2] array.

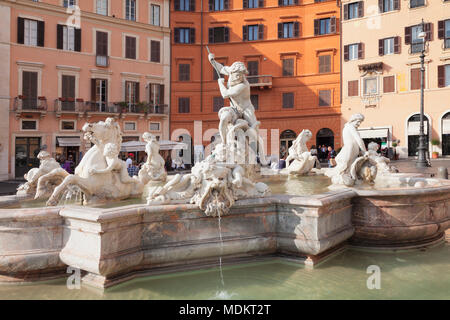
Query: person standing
[[126, 153, 133, 169], [327, 146, 337, 168]]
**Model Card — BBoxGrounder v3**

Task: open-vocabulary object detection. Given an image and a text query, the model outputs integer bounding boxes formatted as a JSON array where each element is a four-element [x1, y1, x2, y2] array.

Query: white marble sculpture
[[36, 118, 148, 206], [148, 53, 270, 216], [367, 142, 399, 175], [138, 132, 167, 183], [282, 129, 321, 175], [16, 151, 63, 197], [325, 113, 378, 186]]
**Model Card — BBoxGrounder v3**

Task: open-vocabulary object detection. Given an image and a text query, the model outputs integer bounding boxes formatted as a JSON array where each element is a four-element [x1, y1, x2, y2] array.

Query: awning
[[120, 140, 188, 152], [358, 128, 389, 139], [408, 121, 428, 135], [57, 137, 81, 147], [443, 119, 450, 134]]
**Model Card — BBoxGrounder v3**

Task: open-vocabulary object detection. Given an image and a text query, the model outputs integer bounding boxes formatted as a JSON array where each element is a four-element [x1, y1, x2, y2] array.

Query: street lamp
[[416, 19, 430, 168]]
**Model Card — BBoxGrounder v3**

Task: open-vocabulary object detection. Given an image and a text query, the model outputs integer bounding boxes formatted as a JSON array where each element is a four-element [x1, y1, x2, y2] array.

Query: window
[[179, 64, 190, 81], [96, 31, 108, 66], [410, 0, 425, 9], [209, 0, 229, 11], [380, 0, 399, 13], [438, 19, 450, 49], [250, 94, 259, 110], [175, 0, 195, 11], [24, 19, 37, 46], [96, 0, 108, 15], [319, 55, 331, 73], [363, 77, 378, 95], [61, 75, 75, 110], [383, 76, 396, 93], [22, 71, 38, 109], [348, 80, 359, 97], [63, 0, 76, 8], [149, 122, 160, 131], [282, 59, 294, 76], [247, 60, 259, 83], [279, 0, 298, 6], [57, 25, 81, 52], [178, 97, 190, 113], [125, 81, 140, 110], [61, 121, 75, 131], [150, 40, 160, 63], [213, 97, 224, 112], [314, 17, 336, 35], [282, 92, 294, 109], [175, 28, 195, 44], [244, 0, 263, 8], [124, 122, 136, 131], [379, 37, 400, 56], [125, 0, 136, 21], [243, 25, 264, 41], [151, 4, 160, 26], [349, 44, 358, 60], [405, 23, 431, 54], [319, 90, 331, 107], [125, 36, 136, 59], [21, 120, 37, 130], [410, 68, 421, 90], [91, 78, 107, 111], [438, 64, 450, 88], [278, 22, 299, 39], [63, 26, 75, 51], [148, 83, 164, 107], [344, 2, 363, 20], [208, 27, 229, 43]]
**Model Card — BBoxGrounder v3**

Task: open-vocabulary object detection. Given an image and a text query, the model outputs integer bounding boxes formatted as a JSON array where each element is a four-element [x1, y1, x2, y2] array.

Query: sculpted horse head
[[76, 118, 122, 177]]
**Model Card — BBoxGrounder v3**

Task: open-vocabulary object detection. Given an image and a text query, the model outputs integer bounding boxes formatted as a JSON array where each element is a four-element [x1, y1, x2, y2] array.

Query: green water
[[1, 242, 448, 300]]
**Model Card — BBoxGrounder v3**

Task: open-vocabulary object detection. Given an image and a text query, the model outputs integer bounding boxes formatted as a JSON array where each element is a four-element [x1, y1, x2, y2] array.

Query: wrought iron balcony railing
[[54, 98, 84, 113], [96, 55, 109, 67], [85, 101, 120, 113], [13, 96, 48, 112], [246, 75, 272, 87]]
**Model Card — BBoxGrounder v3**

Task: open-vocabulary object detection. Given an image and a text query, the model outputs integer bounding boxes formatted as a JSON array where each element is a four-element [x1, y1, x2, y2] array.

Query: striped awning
[[57, 137, 81, 147], [358, 128, 389, 139]]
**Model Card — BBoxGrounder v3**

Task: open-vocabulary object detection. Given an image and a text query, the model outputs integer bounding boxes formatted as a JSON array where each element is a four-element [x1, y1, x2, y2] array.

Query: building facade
[[0, 0, 170, 180], [170, 0, 341, 164], [341, 0, 450, 158]]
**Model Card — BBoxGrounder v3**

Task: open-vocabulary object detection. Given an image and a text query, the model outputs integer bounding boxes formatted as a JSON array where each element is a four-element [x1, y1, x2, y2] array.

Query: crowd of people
[[277, 144, 338, 169]]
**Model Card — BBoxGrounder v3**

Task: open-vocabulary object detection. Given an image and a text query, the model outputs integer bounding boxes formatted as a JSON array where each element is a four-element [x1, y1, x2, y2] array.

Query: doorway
[[15, 137, 41, 179]]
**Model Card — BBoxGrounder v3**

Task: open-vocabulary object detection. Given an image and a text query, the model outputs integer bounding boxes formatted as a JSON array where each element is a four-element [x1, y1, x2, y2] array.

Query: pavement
[[1, 158, 450, 196]]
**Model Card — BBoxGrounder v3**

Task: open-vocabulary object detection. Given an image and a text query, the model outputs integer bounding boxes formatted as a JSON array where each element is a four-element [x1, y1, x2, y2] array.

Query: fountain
[[0, 54, 449, 290]]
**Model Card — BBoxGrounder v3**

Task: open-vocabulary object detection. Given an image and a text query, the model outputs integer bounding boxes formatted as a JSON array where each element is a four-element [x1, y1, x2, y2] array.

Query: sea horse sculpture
[[282, 129, 321, 175]]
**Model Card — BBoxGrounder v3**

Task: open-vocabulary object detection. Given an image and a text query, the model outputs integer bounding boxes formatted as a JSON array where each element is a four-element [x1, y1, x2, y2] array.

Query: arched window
[[407, 114, 429, 157]]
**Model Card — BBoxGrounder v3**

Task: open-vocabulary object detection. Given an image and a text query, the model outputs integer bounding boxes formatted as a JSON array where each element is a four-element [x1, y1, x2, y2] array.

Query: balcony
[[96, 55, 109, 67], [247, 75, 272, 89], [116, 102, 169, 119], [13, 96, 47, 118], [54, 98, 85, 118], [84, 101, 121, 117]]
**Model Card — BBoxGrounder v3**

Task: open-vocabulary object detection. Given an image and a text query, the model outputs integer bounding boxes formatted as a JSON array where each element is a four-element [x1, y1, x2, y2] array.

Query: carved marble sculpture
[[148, 53, 270, 216], [367, 142, 399, 175], [139, 132, 167, 183], [282, 129, 321, 175], [16, 151, 63, 197], [36, 118, 147, 206], [325, 113, 378, 186]]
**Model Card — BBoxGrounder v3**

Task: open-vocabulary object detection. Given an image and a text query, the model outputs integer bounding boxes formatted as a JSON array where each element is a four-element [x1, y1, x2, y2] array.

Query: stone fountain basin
[[0, 175, 449, 288]]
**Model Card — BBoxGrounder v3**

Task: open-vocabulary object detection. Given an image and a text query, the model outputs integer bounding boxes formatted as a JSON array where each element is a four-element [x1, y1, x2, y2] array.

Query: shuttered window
[[18, 18, 44, 47], [383, 76, 395, 93], [277, 22, 299, 39], [379, 0, 399, 12], [410, 68, 421, 90], [243, 25, 264, 41], [179, 64, 190, 81], [125, 0, 136, 21], [438, 65, 450, 88], [57, 25, 81, 52], [96, 31, 108, 56], [178, 97, 190, 113], [209, 0, 229, 11], [148, 84, 165, 105], [343, 1, 363, 20], [348, 80, 359, 97], [244, 0, 264, 8], [150, 40, 160, 63], [438, 20, 450, 49], [282, 59, 294, 76], [175, 0, 195, 11], [319, 55, 331, 73], [251, 94, 259, 110], [125, 36, 136, 59], [208, 27, 229, 43], [282, 92, 294, 109], [22, 71, 38, 109]]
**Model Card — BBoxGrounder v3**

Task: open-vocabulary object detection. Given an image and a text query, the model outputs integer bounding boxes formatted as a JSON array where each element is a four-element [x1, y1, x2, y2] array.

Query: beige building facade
[[341, 0, 450, 159]]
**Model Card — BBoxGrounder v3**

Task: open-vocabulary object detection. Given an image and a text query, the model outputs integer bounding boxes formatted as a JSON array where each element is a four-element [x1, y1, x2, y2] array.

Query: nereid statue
[[281, 129, 321, 175]]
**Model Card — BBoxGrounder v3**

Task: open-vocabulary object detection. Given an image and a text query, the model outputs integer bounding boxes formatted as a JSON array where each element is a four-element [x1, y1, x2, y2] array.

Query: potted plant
[[392, 142, 399, 160], [431, 139, 440, 159]]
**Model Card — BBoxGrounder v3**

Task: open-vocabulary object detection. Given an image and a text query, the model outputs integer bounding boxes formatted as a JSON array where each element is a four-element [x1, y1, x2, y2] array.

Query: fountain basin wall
[[351, 185, 450, 248], [58, 190, 355, 288]]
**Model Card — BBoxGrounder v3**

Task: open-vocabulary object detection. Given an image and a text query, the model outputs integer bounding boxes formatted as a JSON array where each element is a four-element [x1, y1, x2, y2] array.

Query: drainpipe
[[200, 0, 204, 113], [168, 1, 172, 138]]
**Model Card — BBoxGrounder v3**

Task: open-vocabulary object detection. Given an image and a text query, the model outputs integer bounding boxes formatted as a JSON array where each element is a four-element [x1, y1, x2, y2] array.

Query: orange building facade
[[170, 0, 341, 164], [0, 0, 170, 180]]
